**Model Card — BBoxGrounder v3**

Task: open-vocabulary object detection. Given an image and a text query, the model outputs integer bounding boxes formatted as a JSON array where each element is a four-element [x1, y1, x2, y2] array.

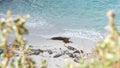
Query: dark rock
[[39, 49, 44, 53], [29, 45, 32, 47], [64, 45, 77, 51], [66, 53, 74, 58], [53, 54, 63, 58], [73, 50, 80, 54], [47, 50, 53, 54], [80, 50, 84, 53], [51, 37, 72, 44], [73, 59, 79, 63], [30, 49, 44, 55], [74, 54, 81, 59], [34, 50, 40, 55], [63, 50, 69, 54]]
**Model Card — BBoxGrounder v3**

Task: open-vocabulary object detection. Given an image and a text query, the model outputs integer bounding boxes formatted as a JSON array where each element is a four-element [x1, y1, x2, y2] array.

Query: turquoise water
[[0, 0, 120, 40]]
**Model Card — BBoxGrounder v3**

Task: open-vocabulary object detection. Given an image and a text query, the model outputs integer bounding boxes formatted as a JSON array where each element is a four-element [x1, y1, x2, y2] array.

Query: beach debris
[[51, 37, 72, 43]]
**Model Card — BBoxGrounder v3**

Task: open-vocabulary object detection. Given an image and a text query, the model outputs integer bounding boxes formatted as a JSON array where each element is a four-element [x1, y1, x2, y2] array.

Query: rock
[[74, 54, 81, 59], [34, 49, 40, 55], [73, 58, 79, 63], [51, 37, 72, 43], [30, 49, 43, 55], [63, 50, 69, 54], [73, 50, 80, 54], [66, 53, 74, 58], [53, 54, 63, 58], [80, 50, 84, 53], [64, 45, 77, 51], [47, 50, 53, 54]]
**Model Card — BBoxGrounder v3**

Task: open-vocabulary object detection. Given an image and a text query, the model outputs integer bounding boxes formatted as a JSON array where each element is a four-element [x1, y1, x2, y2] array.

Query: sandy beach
[[26, 35, 98, 68]]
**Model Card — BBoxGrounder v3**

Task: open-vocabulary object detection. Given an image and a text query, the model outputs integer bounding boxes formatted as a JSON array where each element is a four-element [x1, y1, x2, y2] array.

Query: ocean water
[[0, 0, 120, 41]]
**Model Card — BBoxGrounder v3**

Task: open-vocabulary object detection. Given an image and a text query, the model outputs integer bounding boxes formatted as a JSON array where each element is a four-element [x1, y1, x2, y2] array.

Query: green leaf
[[105, 53, 118, 62], [1, 53, 6, 58]]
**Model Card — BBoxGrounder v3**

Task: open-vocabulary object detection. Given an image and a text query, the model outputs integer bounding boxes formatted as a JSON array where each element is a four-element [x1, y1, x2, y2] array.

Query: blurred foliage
[[0, 11, 35, 68], [65, 10, 120, 68], [41, 60, 47, 68]]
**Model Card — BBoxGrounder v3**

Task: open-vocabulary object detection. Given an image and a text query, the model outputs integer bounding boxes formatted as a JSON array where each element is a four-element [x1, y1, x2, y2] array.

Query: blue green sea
[[0, 0, 120, 41]]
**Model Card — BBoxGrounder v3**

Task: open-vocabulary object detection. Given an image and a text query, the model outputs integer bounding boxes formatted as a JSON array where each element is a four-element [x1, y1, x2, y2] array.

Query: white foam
[[0, 13, 104, 42], [26, 16, 53, 28], [41, 29, 104, 41]]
